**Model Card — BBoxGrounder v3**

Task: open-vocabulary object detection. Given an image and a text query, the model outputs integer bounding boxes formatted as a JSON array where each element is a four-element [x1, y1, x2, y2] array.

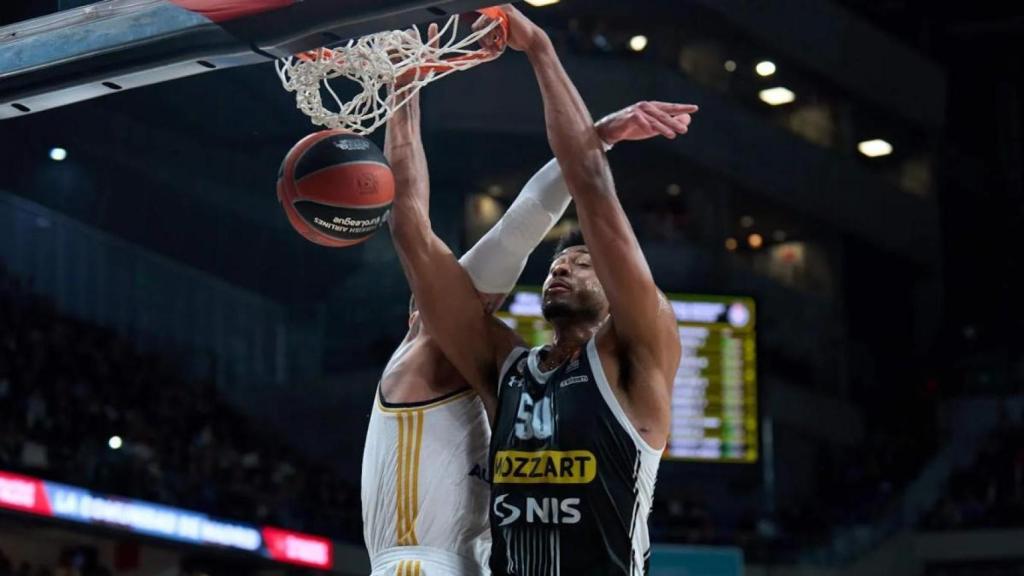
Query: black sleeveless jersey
[[489, 338, 662, 576]]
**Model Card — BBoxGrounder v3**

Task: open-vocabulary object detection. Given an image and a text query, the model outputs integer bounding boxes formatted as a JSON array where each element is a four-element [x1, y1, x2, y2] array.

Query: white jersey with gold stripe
[[361, 386, 492, 573]]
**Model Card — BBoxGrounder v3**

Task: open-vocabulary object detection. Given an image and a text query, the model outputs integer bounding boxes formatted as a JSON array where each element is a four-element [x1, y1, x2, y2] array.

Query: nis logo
[[493, 494, 581, 527]]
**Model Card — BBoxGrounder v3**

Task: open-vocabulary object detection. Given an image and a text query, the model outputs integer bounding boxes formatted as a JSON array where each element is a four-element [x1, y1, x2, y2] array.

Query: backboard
[[0, 0, 495, 120]]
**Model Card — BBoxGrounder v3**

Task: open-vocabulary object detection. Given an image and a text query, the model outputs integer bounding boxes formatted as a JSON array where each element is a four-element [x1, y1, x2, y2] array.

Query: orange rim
[[295, 46, 334, 62], [475, 6, 510, 40], [293, 6, 509, 68]]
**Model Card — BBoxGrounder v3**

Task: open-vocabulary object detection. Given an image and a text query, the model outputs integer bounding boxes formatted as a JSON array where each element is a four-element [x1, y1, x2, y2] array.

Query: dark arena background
[[1, 0, 1022, 574]]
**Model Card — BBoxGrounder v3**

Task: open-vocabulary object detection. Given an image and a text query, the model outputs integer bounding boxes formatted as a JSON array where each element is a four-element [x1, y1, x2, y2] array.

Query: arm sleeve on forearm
[[459, 157, 571, 293]]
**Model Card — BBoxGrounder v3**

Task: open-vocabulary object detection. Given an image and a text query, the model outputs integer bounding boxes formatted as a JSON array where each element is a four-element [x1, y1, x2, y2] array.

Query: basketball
[[277, 129, 394, 247]]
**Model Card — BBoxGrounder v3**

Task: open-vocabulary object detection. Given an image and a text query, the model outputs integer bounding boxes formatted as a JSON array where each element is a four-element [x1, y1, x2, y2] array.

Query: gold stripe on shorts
[[395, 560, 421, 576]]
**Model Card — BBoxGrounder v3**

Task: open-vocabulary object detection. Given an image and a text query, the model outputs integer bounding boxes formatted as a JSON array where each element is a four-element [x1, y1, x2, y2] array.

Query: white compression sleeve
[[459, 158, 571, 294]]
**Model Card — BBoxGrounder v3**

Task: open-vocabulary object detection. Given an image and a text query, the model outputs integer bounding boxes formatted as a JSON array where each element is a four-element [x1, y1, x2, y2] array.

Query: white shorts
[[370, 546, 487, 576]]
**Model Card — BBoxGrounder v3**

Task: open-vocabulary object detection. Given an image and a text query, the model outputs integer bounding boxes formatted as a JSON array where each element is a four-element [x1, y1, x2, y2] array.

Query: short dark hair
[[553, 228, 586, 258]]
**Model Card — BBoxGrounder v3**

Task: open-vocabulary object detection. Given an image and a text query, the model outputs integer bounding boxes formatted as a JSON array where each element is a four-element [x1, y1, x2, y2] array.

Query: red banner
[[168, 0, 295, 23], [0, 470, 52, 517], [262, 527, 334, 569]]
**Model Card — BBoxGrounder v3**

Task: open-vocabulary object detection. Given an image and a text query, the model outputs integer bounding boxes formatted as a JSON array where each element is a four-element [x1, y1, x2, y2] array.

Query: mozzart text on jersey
[[493, 450, 597, 484]]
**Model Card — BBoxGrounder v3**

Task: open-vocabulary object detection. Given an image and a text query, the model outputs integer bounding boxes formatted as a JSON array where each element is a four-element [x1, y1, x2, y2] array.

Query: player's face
[[542, 246, 608, 322]]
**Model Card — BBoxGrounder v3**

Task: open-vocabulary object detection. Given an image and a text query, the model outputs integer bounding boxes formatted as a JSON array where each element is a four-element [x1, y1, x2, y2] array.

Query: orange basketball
[[277, 129, 394, 247]]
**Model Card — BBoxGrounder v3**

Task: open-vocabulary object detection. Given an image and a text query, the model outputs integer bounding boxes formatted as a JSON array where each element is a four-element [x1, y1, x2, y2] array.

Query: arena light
[[748, 233, 764, 249], [755, 60, 776, 77], [525, 0, 559, 6], [725, 238, 738, 251], [628, 35, 648, 52], [108, 436, 123, 450], [724, 60, 737, 72], [667, 183, 681, 196], [740, 215, 755, 228], [758, 87, 795, 106], [857, 139, 893, 158], [49, 147, 67, 161]]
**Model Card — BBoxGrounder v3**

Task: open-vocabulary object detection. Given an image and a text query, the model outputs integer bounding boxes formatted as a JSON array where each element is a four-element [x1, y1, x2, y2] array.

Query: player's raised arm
[[461, 157, 570, 312], [461, 102, 694, 311], [500, 5, 691, 424], [384, 34, 520, 414]]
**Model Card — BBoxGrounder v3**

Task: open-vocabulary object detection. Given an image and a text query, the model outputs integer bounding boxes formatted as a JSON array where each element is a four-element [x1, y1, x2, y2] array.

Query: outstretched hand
[[473, 4, 545, 53], [596, 101, 698, 144]]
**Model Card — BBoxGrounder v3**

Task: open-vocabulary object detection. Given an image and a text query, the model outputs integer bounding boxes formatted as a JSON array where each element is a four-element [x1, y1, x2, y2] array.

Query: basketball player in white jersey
[[363, 21, 694, 576], [386, 7, 694, 575]]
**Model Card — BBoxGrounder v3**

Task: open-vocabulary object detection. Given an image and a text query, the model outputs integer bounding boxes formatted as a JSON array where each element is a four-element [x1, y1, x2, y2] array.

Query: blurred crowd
[[922, 415, 1024, 531], [647, 406, 1023, 562], [0, 545, 271, 576], [925, 560, 1024, 576], [0, 546, 111, 576], [647, 425, 941, 562], [0, 266, 361, 544]]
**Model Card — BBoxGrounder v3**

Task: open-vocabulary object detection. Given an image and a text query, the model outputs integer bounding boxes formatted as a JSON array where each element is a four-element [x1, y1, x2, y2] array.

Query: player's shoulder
[[619, 289, 679, 343], [600, 301, 679, 372]]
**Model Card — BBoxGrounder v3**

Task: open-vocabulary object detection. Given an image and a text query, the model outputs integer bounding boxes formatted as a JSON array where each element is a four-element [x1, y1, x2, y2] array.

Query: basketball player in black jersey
[[388, 6, 694, 574]]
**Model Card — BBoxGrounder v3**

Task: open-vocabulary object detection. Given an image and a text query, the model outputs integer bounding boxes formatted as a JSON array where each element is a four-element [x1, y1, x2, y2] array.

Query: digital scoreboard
[[498, 290, 758, 463]]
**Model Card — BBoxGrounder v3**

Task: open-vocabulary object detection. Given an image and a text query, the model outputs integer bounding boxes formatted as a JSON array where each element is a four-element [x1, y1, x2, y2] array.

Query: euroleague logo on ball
[[333, 139, 371, 151], [356, 172, 378, 195]]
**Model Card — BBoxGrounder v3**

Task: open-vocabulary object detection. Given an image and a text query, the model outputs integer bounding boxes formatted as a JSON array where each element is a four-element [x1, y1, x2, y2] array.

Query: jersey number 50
[[514, 395, 553, 440]]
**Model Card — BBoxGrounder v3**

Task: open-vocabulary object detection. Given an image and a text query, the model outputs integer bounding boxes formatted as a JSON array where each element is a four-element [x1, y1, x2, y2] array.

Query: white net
[[276, 13, 504, 135]]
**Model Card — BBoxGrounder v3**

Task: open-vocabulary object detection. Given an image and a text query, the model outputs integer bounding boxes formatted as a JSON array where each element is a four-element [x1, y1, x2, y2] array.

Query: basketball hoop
[[276, 7, 508, 135]]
